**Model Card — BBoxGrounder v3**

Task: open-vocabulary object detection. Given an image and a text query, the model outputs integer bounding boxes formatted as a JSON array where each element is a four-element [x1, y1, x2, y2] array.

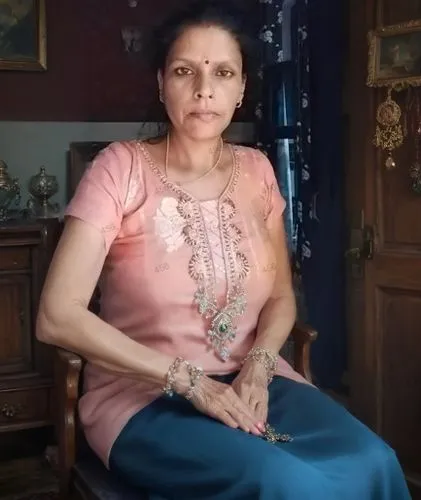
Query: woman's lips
[[189, 111, 219, 122]]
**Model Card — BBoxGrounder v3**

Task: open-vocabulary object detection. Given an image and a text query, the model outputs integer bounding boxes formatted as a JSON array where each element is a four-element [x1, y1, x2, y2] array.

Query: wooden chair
[[54, 323, 317, 499]]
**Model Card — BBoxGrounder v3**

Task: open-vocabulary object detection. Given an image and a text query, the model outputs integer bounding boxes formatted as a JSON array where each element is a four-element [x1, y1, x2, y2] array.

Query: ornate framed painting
[[0, 0, 46, 71], [367, 20, 421, 89]]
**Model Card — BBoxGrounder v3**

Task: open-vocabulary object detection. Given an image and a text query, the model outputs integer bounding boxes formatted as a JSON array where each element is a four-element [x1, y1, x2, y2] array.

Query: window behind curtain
[[259, 0, 298, 250], [261, 61, 297, 250]]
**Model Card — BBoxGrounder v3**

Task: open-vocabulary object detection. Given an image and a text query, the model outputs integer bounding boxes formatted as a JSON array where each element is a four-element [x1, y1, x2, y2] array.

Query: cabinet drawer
[[0, 388, 50, 427], [0, 247, 31, 270]]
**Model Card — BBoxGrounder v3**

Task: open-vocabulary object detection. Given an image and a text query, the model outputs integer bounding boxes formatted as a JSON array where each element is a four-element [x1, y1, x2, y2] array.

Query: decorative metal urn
[[0, 160, 21, 221], [27, 166, 60, 218]]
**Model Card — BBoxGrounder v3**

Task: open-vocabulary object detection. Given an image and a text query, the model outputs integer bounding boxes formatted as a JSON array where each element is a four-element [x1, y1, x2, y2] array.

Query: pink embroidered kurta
[[65, 140, 309, 468]]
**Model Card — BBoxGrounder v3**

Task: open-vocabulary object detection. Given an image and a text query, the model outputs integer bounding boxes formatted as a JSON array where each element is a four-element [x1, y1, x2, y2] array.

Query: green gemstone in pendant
[[219, 323, 228, 333]]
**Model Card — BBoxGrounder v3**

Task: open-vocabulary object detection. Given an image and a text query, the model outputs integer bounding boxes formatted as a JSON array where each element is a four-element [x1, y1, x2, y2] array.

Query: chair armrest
[[290, 322, 318, 384], [54, 348, 83, 498]]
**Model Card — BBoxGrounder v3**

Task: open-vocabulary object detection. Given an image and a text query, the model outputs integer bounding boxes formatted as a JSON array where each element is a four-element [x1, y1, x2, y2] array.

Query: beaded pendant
[[262, 424, 293, 444]]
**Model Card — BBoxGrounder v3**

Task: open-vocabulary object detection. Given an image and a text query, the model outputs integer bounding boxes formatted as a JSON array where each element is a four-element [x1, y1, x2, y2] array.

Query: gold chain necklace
[[164, 133, 224, 185]]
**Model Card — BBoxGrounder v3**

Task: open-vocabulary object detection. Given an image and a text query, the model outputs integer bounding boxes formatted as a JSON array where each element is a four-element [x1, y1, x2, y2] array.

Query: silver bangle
[[242, 347, 278, 383], [184, 363, 204, 400], [162, 357, 184, 397]]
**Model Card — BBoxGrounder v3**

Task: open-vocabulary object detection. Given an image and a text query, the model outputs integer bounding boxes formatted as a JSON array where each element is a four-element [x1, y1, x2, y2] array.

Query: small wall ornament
[[373, 88, 404, 169]]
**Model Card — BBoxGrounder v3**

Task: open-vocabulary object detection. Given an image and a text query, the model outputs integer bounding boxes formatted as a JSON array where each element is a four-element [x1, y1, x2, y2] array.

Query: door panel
[[346, 0, 421, 487]]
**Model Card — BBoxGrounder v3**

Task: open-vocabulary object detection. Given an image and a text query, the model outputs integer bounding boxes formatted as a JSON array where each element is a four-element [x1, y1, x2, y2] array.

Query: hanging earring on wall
[[373, 87, 404, 169]]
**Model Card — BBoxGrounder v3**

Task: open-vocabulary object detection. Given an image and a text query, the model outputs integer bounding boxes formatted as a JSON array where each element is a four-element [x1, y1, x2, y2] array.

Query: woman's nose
[[194, 75, 214, 100]]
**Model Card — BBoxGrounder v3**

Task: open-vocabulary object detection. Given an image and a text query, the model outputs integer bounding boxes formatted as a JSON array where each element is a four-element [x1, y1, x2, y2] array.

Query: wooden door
[[345, 0, 421, 491]]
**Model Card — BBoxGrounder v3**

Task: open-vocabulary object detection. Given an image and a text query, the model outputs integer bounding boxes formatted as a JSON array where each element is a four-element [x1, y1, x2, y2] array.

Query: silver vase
[[0, 160, 21, 221], [27, 166, 60, 218]]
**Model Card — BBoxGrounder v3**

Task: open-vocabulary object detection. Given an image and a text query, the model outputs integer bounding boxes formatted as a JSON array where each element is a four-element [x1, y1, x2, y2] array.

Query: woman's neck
[[166, 131, 222, 174]]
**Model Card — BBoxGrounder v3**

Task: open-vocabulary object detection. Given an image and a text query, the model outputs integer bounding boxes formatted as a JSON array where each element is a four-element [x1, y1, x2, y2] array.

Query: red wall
[[0, 0, 255, 122]]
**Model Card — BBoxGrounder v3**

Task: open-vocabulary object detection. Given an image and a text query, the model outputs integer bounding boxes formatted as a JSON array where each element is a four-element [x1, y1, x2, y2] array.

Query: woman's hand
[[176, 370, 264, 436], [231, 361, 269, 425]]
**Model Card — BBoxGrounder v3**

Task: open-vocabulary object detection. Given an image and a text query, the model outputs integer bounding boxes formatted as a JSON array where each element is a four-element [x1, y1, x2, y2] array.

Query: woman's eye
[[217, 70, 234, 78], [174, 67, 193, 76]]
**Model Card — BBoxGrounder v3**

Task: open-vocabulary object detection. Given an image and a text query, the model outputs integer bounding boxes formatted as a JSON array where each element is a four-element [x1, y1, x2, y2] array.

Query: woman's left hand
[[231, 361, 269, 427]]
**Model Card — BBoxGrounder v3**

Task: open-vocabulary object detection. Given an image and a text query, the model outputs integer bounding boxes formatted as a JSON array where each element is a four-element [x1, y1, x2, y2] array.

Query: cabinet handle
[[1, 403, 22, 419]]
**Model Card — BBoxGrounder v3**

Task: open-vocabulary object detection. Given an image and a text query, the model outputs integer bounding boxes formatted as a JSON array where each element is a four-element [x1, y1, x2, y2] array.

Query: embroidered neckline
[[136, 140, 240, 204], [137, 140, 248, 361]]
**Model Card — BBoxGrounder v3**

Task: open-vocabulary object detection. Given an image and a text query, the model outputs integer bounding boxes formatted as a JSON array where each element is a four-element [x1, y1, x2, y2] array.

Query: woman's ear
[[240, 75, 246, 100]]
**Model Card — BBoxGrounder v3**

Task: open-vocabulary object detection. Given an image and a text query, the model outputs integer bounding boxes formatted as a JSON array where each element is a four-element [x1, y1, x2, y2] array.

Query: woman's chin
[[179, 119, 229, 141]]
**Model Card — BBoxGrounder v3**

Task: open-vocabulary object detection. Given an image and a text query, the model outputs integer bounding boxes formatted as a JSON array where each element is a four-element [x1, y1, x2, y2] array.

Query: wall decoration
[[121, 26, 142, 54], [367, 20, 421, 89], [367, 20, 421, 174], [0, 0, 46, 71]]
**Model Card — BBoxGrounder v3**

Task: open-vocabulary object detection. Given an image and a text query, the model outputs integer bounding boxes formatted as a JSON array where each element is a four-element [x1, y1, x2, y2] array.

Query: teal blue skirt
[[109, 374, 410, 499]]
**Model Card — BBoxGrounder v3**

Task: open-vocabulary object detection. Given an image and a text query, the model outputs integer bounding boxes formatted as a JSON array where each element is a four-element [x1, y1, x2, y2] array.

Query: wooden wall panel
[[0, 0, 256, 122]]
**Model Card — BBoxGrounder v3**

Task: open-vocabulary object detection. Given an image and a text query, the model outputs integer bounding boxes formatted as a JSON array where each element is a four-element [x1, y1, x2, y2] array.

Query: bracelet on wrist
[[162, 357, 204, 399], [162, 357, 184, 397], [184, 363, 204, 400], [242, 346, 278, 383]]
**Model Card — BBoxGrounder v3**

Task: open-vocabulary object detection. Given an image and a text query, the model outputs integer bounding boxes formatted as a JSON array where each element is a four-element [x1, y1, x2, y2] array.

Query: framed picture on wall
[[0, 0, 46, 71], [367, 19, 421, 88]]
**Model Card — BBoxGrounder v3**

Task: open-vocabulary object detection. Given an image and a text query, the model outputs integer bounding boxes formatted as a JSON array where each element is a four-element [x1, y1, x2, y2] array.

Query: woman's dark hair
[[149, 0, 257, 77]]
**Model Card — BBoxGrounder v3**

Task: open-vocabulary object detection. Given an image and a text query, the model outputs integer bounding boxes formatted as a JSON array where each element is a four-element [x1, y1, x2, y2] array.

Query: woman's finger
[[229, 403, 262, 435], [226, 407, 258, 434], [218, 411, 239, 429], [255, 401, 268, 423]]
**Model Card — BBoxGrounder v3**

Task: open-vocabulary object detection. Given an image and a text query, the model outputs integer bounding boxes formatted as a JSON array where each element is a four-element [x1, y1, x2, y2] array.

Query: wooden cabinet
[[0, 219, 60, 433]]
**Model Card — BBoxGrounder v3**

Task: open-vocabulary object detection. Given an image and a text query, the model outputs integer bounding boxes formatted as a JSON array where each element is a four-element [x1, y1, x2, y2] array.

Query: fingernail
[[253, 426, 262, 435], [257, 422, 266, 432]]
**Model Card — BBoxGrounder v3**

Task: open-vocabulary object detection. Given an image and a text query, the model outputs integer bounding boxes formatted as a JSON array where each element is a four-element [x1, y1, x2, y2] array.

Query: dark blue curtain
[[301, 0, 347, 389], [257, 0, 347, 390]]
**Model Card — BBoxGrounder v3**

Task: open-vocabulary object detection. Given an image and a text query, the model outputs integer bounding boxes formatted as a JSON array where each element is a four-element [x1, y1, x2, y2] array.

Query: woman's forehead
[[167, 25, 242, 63]]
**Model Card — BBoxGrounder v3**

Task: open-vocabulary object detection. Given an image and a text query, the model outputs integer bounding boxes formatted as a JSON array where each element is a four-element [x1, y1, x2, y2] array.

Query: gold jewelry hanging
[[373, 87, 404, 169]]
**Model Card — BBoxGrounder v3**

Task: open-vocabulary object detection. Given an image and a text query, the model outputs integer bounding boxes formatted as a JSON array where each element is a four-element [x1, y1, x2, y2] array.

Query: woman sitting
[[37, 1, 411, 498]]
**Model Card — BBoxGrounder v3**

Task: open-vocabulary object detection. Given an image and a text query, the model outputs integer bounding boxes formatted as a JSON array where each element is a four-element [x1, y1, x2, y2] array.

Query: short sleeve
[[65, 141, 136, 253], [252, 149, 286, 229]]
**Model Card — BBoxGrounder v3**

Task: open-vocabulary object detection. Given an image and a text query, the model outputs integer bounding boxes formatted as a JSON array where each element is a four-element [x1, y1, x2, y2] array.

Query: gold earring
[[236, 100, 242, 108]]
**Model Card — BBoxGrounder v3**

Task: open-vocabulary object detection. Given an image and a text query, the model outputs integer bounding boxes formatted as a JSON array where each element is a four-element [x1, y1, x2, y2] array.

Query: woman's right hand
[[176, 372, 264, 436]]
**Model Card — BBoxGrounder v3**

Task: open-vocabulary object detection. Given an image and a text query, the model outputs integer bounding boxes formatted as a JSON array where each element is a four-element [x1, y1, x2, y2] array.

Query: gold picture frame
[[367, 19, 421, 89], [0, 0, 47, 71]]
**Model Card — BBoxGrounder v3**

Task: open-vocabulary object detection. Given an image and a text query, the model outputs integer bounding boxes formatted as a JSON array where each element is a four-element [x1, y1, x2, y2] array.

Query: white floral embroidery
[[302, 241, 311, 259], [299, 26, 308, 41], [154, 197, 185, 252], [260, 29, 273, 43], [277, 49, 284, 62]]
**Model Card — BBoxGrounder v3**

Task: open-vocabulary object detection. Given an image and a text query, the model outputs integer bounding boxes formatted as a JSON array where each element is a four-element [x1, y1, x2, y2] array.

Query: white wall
[[0, 121, 255, 210]]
